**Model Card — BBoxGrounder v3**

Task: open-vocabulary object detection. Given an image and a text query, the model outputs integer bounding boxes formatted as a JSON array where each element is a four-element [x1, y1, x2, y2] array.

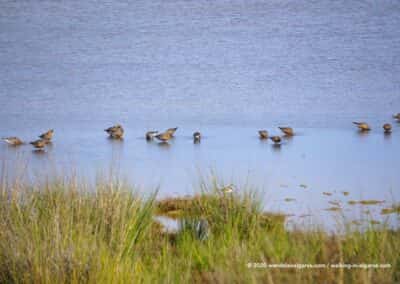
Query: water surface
[[1, 0, 399, 228]]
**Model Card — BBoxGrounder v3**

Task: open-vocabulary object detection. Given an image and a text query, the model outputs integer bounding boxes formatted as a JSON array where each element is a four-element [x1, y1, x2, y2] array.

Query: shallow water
[[1, 125, 399, 229], [1, 0, 400, 227]]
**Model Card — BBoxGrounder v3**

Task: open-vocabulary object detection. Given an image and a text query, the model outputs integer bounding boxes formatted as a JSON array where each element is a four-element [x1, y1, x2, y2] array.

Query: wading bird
[[258, 130, 268, 139], [105, 124, 122, 134], [145, 131, 158, 141], [353, 122, 371, 132], [105, 124, 124, 139], [193, 131, 201, 143], [383, 123, 392, 133], [2, 137, 23, 146], [278, 127, 294, 136], [269, 136, 282, 144], [155, 132, 173, 143], [30, 139, 47, 150], [39, 129, 54, 140], [166, 127, 178, 136]]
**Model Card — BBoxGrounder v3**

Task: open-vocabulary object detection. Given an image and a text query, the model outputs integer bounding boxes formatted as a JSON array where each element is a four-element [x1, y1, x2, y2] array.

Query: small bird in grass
[[145, 131, 158, 141], [105, 124, 124, 139], [155, 132, 173, 142], [353, 122, 371, 132], [220, 184, 234, 194], [39, 129, 54, 140], [269, 136, 282, 144], [193, 131, 201, 143], [30, 139, 47, 150], [393, 113, 400, 121], [258, 130, 268, 139], [278, 127, 294, 136], [166, 127, 178, 136], [2, 137, 24, 146], [383, 123, 392, 133]]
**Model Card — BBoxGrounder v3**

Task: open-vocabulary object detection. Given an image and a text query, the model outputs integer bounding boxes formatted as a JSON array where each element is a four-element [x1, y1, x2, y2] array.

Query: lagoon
[[1, 0, 400, 227]]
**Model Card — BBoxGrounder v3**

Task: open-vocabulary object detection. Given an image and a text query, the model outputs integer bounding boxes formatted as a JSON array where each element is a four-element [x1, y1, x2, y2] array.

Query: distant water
[[1, 0, 399, 227]]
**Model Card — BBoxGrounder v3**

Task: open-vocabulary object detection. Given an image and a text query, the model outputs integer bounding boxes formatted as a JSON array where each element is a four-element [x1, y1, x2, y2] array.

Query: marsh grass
[[0, 175, 399, 283]]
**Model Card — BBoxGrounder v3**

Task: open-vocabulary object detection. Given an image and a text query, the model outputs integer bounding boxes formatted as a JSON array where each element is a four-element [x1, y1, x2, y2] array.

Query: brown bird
[[105, 124, 124, 139], [105, 124, 122, 134], [30, 139, 47, 150], [278, 127, 294, 136], [353, 122, 371, 131], [258, 130, 268, 139], [155, 132, 173, 142], [166, 127, 178, 136], [110, 128, 124, 139], [269, 136, 282, 144], [393, 113, 400, 121], [2, 137, 23, 146], [39, 129, 54, 140], [145, 131, 158, 141], [193, 131, 201, 143], [383, 123, 392, 133]]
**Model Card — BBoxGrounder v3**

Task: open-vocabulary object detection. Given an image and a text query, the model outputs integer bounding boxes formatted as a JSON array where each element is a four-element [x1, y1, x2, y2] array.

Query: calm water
[[1, 0, 400, 227]]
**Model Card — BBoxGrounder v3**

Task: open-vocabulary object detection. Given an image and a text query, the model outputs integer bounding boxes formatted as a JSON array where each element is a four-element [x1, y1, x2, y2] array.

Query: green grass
[[0, 177, 399, 283]]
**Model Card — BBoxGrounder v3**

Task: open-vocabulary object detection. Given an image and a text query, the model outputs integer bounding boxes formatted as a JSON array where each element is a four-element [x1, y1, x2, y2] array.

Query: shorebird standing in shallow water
[[2, 137, 23, 146], [258, 130, 268, 139], [39, 129, 54, 140], [353, 122, 371, 132], [145, 131, 158, 141], [166, 127, 178, 137], [278, 127, 294, 136], [105, 124, 124, 139], [155, 132, 173, 143], [105, 124, 122, 134], [383, 123, 392, 133], [193, 132, 201, 143], [30, 139, 47, 151], [393, 113, 400, 121], [269, 136, 282, 144], [110, 128, 124, 139]]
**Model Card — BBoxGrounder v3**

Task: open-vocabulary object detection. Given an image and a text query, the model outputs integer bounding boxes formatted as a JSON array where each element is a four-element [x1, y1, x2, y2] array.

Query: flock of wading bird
[[2, 113, 400, 151]]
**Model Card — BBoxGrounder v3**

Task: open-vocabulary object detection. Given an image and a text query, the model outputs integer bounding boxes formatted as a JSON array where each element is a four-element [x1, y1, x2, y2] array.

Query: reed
[[0, 175, 398, 283]]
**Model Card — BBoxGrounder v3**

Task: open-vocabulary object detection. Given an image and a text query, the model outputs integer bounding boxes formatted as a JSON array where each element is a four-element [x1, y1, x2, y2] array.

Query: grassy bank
[[0, 177, 399, 283]]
